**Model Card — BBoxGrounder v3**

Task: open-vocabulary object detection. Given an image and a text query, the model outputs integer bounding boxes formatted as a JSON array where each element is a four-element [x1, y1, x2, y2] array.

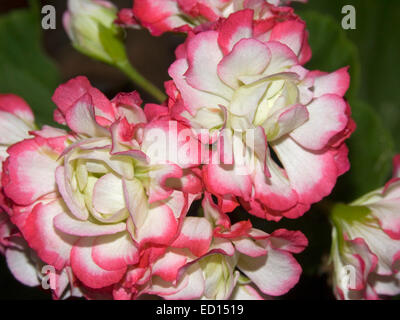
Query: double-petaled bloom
[[166, 9, 354, 221], [330, 156, 400, 300], [121, 0, 307, 36], [1, 77, 203, 297], [0, 77, 308, 300]]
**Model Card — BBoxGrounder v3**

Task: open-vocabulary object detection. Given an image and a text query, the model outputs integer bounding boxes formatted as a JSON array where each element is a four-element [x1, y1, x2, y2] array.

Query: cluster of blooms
[[0, 0, 363, 300], [330, 156, 400, 300]]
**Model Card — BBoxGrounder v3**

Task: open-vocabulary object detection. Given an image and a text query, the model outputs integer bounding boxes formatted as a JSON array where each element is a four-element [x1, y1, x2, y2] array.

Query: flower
[[330, 155, 400, 300], [2, 77, 203, 295], [63, 0, 127, 65], [0, 94, 83, 299], [142, 193, 308, 299], [167, 9, 353, 221], [127, 0, 307, 36]]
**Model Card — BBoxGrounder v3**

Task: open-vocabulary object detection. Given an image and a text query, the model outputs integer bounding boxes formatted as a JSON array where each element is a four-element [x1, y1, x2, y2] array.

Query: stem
[[117, 60, 167, 103]]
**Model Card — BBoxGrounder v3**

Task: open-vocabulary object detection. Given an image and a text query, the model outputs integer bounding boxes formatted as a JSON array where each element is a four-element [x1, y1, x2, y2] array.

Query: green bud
[[64, 0, 127, 65]]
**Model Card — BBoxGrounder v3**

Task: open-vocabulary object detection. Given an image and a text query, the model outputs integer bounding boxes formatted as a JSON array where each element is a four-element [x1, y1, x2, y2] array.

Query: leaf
[[343, 99, 394, 199], [0, 1, 61, 125], [299, 10, 361, 100]]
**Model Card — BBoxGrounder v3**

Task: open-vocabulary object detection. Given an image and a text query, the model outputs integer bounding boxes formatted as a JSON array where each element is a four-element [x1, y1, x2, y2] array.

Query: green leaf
[[299, 10, 361, 100], [343, 99, 395, 198], [0, 1, 61, 125]]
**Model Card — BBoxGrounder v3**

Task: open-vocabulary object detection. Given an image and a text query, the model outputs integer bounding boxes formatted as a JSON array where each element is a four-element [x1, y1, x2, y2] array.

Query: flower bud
[[63, 0, 127, 65]]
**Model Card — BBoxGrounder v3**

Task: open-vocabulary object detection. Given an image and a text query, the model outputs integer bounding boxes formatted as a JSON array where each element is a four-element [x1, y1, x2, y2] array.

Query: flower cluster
[[0, 0, 359, 300]]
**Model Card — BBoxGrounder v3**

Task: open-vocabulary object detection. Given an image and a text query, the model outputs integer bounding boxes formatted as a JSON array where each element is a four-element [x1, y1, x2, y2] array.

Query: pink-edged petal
[[147, 164, 183, 203], [152, 249, 189, 282], [52, 76, 115, 123], [0, 94, 34, 124], [92, 233, 139, 271], [218, 38, 271, 89], [53, 212, 126, 237], [269, 229, 308, 254], [65, 94, 109, 137], [185, 31, 233, 99], [0, 111, 33, 145], [368, 200, 400, 240], [238, 247, 302, 296], [230, 284, 264, 300], [135, 204, 178, 247], [309, 67, 350, 98], [270, 20, 306, 58], [70, 237, 126, 289], [153, 264, 205, 300], [204, 162, 252, 201], [202, 192, 231, 229], [23, 200, 77, 270], [253, 155, 298, 212], [169, 59, 228, 113], [273, 104, 309, 140], [218, 9, 254, 54], [3, 138, 60, 206], [264, 41, 299, 74], [172, 217, 213, 257], [290, 94, 348, 150], [233, 237, 268, 258], [5, 237, 40, 287], [273, 136, 340, 205]]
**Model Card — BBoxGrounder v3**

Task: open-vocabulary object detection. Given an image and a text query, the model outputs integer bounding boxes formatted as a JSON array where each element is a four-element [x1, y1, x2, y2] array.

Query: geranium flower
[[2, 77, 203, 293], [166, 9, 353, 221], [141, 193, 307, 300], [330, 155, 400, 300], [123, 0, 307, 36]]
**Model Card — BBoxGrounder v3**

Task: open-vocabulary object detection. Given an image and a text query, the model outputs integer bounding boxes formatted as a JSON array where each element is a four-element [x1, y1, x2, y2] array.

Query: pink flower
[[125, 0, 307, 37], [2, 77, 203, 293], [330, 156, 400, 300], [139, 193, 307, 300], [167, 9, 354, 221]]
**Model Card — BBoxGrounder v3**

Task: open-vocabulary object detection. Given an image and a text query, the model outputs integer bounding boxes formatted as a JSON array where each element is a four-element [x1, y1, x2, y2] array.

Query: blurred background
[[0, 0, 399, 300]]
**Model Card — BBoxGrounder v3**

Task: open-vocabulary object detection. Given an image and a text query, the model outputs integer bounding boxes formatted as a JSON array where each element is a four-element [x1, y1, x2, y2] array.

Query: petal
[[53, 212, 126, 237], [230, 284, 264, 300], [135, 204, 179, 247], [218, 38, 271, 89], [92, 173, 125, 214], [70, 237, 126, 289], [5, 238, 40, 287], [290, 94, 348, 150], [65, 94, 109, 137], [218, 9, 254, 54], [185, 31, 233, 99], [0, 111, 32, 145], [52, 76, 115, 123], [3, 138, 60, 206], [169, 59, 228, 114], [238, 247, 302, 296], [152, 249, 189, 282], [0, 94, 34, 124], [23, 200, 77, 270], [270, 20, 306, 58], [273, 136, 340, 205], [172, 217, 213, 257], [309, 67, 350, 98], [92, 233, 139, 271]]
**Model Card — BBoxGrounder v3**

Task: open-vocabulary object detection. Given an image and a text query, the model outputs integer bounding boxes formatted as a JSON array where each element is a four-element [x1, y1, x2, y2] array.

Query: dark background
[[0, 0, 399, 300]]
